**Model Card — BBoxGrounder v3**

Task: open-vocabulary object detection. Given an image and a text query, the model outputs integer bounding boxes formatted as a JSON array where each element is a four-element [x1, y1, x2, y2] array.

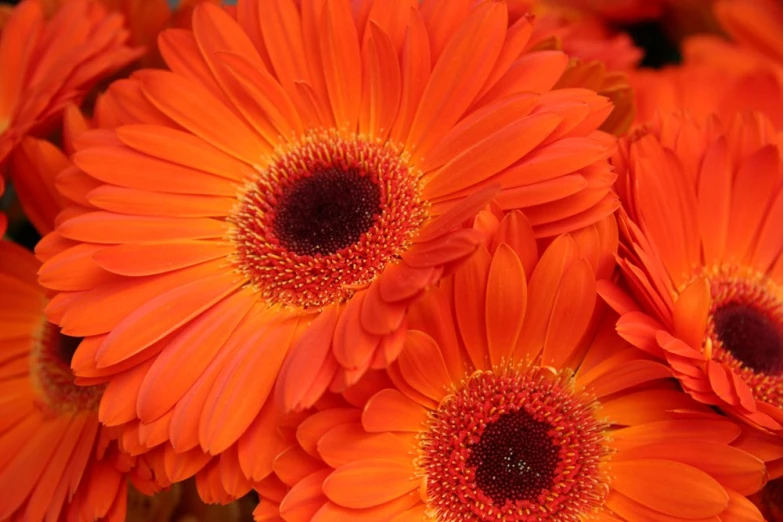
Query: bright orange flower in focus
[[0, 240, 167, 521], [0, 0, 142, 168], [254, 211, 769, 521], [36, 0, 618, 466], [603, 111, 783, 445]]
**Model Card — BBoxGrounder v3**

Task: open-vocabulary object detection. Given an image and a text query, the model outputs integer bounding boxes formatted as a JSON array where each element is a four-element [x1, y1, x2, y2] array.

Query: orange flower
[[602, 111, 783, 443], [255, 211, 768, 521], [37, 0, 618, 466], [0, 0, 142, 168], [632, 0, 783, 129], [0, 240, 167, 521], [39, 0, 221, 68], [631, 63, 783, 129]]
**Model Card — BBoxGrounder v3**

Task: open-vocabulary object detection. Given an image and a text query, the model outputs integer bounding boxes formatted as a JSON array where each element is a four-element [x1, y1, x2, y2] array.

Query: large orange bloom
[[602, 111, 783, 447], [0, 239, 167, 521], [37, 0, 618, 463], [0, 0, 142, 168], [254, 211, 768, 521]]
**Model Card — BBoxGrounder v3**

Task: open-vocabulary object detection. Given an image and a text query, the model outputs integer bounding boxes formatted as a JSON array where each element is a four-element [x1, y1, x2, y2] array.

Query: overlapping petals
[[252, 210, 768, 522], [34, 0, 619, 477], [0, 0, 142, 168], [602, 111, 783, 440]]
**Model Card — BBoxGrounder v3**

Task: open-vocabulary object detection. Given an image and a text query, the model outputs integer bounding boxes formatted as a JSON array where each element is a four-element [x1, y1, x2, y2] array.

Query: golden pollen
[[418, 367, 610, 522], [230, 129, 427, 310]]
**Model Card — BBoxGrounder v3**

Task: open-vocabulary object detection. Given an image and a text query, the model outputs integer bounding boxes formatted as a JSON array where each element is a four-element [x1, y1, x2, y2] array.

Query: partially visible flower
[[0, 239, 167, 521], [505, 3, 638, 135], [0, 0, 142, 168], [602, 111, 783, 442], [36, 0, 618, 476], [631, 63, 783, 129], [39, 0, 222, 68], [632, 0, 783, 128], [255, 211, 768, 521]]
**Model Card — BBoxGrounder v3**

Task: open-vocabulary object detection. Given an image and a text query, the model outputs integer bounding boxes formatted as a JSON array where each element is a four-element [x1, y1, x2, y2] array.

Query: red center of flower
[[230, 130, 427, 310], [32, 321, 103, 414], [708, 270, 783, 406], [272, 165, 381, 256], [420, 367, 609, 522], [467, 409, 560, 505]]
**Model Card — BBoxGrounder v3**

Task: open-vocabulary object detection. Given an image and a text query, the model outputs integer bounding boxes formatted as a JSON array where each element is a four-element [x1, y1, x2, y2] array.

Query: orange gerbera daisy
[[254, 210, 768, 521], [0, 0, 142, 168], [38, 0, 618, 461], [0, 239, 168, 521], [601, 111, 783, 441]]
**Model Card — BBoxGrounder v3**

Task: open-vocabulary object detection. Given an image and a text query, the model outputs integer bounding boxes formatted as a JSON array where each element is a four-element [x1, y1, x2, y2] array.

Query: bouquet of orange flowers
[[1, 0, 782, 520]]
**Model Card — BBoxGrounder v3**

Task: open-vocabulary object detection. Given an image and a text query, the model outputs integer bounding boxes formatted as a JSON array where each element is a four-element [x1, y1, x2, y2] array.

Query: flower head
[[0, 240, 165, 521], [603, 111, 783, 440], [37, 0, 617, 467], [0, 0, 142, 167], [255, 211, 769, 521]]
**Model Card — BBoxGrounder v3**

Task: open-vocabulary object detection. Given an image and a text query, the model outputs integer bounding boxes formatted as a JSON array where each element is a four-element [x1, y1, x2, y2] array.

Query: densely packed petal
[[253, 210, 768, 521], [35, 1, 618, 471], [603, 111, 783, 443]]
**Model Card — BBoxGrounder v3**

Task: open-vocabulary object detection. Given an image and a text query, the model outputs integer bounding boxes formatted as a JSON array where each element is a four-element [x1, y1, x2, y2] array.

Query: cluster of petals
[[32, 0, 621, 488], [253, 210, 770, 521], [0, 0, 142, 167], [2, 0, 783, 519], [602, 111, 783, 458], [632, 0, 783, 128]]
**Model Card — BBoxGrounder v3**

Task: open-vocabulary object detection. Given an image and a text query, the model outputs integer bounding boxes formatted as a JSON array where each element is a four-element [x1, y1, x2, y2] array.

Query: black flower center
[[272, 166, 382, 256], [713, 301, 783, 375], [467, 408, 560, 505], [57, 333, 82, 368]]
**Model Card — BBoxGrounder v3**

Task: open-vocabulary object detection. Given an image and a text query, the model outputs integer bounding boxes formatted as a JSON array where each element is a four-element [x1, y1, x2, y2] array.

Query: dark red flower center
[[33, 321, 103, 413], [713, 302, 783, 376], [468, 409, 560, 505], [231, 130, 427, 310], [708, 271, 783, 407], [272, 165, 382, 256], [420, 367, 609, 522]]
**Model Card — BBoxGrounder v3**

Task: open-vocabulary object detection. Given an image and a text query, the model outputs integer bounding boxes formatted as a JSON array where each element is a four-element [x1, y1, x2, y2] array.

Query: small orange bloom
[[255, 211, 768, 521], [0, 0, 142, 168], [37, 0, 618, 468], [0, 240, 165, 521], [603, 111, 783, 443]]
